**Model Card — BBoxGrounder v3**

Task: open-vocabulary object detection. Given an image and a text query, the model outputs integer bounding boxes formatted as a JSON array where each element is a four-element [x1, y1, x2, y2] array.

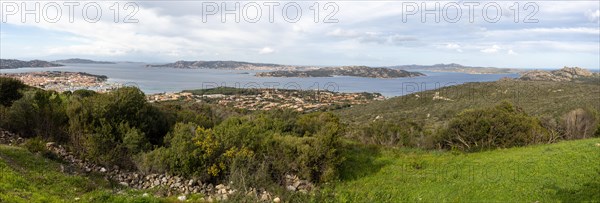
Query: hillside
[[329, 138, 600, 202], [256, 66, 425, 78], [337, 79, 600, 127], [0, 59, 63, 69], [53, 58, 115, 64]]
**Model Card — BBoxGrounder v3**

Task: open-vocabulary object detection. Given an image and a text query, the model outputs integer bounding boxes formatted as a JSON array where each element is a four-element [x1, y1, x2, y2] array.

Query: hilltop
[[0, 59, 63, 69], [53, 58, 116, 64], [519, 66, 599, 82], [256, 66, 425, 78], [388, 63, 522, 74]]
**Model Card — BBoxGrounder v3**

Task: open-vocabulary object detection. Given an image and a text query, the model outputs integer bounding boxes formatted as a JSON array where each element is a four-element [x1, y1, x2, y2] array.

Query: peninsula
[[255, 66, 425, 78], [53, 58, 116, 64], [0, 59, 63, 69]]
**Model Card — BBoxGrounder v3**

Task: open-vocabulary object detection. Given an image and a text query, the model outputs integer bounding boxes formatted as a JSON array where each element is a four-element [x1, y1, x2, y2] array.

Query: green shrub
[[24, 137, 47, 154], [138, 111, 344, 186], [4, 90, 68, 141], [439, 101, 550, 152], [351, 120, 423, 147], [0, 77, 27, 106]]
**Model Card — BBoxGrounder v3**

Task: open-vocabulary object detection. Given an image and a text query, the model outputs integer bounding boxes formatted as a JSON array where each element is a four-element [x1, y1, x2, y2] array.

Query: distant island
[[0, 59, 63, 69], [256, 66, 425, 78], [518, 67, 599, 82], [146, 60, 310, 71], [388, 63, 522, 74], [53, 58, 116, 64]]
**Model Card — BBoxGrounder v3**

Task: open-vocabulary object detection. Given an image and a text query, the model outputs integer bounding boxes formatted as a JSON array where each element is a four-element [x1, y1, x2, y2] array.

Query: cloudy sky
[[0, 1, 599, 69]]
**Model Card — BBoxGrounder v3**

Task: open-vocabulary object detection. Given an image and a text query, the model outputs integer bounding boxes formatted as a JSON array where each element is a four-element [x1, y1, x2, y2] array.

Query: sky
[[0, 1, 599, 69]]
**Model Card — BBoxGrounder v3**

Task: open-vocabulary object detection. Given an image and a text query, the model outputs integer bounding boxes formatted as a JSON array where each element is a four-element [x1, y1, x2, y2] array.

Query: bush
[[65, 87, 170, 168], [0, 77, 27, 106], [23, 137, 55, 159], [351, 120, 423, 147], [563, 108, 598, 139], [439, 101, 550, 152], [4, 90, 68, 141], [137, 111, 344, 186]]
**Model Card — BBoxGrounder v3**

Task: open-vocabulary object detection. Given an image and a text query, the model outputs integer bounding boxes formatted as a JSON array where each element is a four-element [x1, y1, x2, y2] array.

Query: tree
[[0, 77, 27, 106]]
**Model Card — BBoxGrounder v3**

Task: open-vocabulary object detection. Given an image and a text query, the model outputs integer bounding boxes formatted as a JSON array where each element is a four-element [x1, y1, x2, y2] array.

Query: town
[[0, 71, 121, 93], [147, 88, 385, 112], [2, 71, 385, 112]]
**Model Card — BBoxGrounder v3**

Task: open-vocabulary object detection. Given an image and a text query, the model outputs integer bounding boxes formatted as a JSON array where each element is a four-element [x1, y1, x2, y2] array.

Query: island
[[53, 58, 116, 64], [388, 63, 523, 74], [146, 60, 310, 71], [0, 59, 64, 69], [255, 66, 425, 78]]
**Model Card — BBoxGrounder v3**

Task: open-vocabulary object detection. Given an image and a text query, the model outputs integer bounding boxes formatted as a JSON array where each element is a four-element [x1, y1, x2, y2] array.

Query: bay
[[0, 63, 518, 97]]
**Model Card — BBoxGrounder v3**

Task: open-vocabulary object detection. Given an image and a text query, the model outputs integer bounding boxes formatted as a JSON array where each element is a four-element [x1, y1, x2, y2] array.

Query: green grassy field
[[0, 145, 206, 203], [325, 138, 600, 202], [2, 139, 599, 202]]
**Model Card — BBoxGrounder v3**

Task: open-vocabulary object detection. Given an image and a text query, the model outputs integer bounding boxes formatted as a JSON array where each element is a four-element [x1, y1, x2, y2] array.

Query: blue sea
[[0, 63, 519, 97]]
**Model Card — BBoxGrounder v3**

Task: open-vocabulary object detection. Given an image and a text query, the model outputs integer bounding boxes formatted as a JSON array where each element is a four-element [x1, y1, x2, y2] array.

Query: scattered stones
[[1, 129, 311, 200], [0, 129, 24, 145], [273, 197, 281, 203]]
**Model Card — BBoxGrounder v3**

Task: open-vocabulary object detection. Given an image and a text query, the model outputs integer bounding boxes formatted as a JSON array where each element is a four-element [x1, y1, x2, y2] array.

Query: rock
[[177, 195, 187, 201], [74, 197, 80, 201], [260, 192, 271, 201], [519, 67, 595, 82], [286, 185, 296, 191], [99, 167, 107, 173], [119, 182, 129, 187], [273, 197, 281, 203], [595, 143, 600, 147], [188, 179, 195, 186], [142, 193, 149, 197], [46, 142, 56, 148], [293, 181, 302, 188]]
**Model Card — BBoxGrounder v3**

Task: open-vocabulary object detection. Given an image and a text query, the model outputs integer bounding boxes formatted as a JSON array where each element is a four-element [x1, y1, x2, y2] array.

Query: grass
[[0, 144, 207, 203], [322, 138, 600, 202], [2, 138, 599, 202]]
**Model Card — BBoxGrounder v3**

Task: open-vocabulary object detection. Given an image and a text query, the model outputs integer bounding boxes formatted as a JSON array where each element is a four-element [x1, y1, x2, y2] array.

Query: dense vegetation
[[1, 76, 599, 202], [0, 77, 345, 193], [340, 80, 600, 150]]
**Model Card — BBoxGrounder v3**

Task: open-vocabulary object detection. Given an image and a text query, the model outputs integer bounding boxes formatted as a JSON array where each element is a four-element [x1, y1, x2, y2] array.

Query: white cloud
[[586, 9, 600, 22], [259, 47, 274, 54], [445, 43, 463, 53], [480, 45, 501, 54], [507, 50, 517, 55]]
